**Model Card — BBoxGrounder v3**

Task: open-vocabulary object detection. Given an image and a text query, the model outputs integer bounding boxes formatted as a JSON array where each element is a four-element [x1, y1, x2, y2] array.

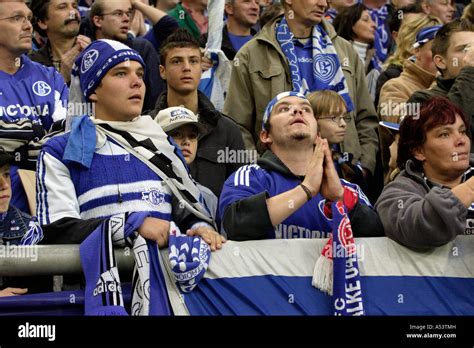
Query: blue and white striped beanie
[[262, 91, 307, 130], [72, 39, 146, 102]]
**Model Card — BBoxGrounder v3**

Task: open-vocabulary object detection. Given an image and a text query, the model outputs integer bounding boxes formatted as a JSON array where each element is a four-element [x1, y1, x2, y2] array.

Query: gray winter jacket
[[375, 160, 474, 250]]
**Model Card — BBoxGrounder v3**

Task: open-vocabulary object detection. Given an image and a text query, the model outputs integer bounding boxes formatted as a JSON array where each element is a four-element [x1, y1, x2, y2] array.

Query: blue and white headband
[[262, 91, 307, 130], [412, 25, 441, 49], [72, 39, 146, 101]]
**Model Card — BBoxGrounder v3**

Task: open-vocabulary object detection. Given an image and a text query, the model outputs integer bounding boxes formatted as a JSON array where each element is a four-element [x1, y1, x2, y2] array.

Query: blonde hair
[[385, 13, 442, 68], [462, 3, 474, 23], [308, 90, 347, 118]]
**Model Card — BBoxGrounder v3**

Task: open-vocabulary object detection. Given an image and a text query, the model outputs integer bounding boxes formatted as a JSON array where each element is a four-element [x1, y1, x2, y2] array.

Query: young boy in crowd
[[155, 107, 218, 220], [308, 90, 367, 191], [0, 150, 45, 297]]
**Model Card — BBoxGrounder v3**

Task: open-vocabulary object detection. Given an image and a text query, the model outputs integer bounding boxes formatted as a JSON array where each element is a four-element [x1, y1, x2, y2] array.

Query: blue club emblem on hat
[[81, 49, 99, 73]]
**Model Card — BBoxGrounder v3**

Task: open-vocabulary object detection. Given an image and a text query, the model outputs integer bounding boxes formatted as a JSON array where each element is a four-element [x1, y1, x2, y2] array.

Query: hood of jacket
[[257, 150, 302, 180]]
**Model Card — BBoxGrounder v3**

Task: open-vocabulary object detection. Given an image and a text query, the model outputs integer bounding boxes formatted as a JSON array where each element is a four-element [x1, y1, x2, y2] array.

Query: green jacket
[[223, 15, 379, 173], [168, 3, 201, 41]]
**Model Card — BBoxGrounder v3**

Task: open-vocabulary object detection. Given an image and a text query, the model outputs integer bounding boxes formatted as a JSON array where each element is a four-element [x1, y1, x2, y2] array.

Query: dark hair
[[432, 19, 474, 59], [397, 97, 470, 169], [29, 0, 50, 37], [333, 3, 368, 42], [0, 150, 13, 168], [160, 28, 201, 66], [387, 4, 422, 33], [89, 0, 105, 32]]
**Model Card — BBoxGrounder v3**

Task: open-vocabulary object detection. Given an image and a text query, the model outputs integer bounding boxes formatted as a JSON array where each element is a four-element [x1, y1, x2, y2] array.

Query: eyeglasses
[[317, 114, 351, 124], [100, 10, 135, 18], [0, 15, 33, 24]]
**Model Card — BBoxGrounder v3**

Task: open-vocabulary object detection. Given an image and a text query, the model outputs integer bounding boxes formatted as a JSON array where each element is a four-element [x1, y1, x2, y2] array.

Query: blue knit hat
[[262, 91, 307, 130], [72, 39, 146, 102], [413, 25, 442, 48]]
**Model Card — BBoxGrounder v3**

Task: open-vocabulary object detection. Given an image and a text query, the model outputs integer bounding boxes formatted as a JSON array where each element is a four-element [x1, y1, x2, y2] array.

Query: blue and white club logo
[[32, 81, 51, 97], [313, 54, 338, 84], [81, 49, 99, 73], [142, 189, 166, 207]]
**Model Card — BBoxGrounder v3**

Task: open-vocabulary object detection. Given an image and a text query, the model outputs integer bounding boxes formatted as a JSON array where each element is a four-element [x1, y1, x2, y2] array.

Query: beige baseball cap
[[154, 106, 209, 136]]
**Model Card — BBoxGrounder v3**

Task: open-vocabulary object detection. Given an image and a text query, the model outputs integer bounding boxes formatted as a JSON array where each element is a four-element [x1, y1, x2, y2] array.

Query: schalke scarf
[[80, 211, 167, 316], [80, 214, 212, 315], [368, 4, 390, 63], [312, 189, 365, 316], [64, 115, 214, 225], [368, 47, 383, 73], [276, 17, 354, 112], [66, 116, 214, 315], [168, 221, 211, 293]]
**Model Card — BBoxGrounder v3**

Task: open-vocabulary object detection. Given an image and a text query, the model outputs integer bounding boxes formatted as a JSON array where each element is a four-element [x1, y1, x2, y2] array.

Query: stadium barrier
[[0, 236, 473, 315]]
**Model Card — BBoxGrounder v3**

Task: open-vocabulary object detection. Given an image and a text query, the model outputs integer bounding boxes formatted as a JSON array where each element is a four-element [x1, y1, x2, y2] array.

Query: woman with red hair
[[375, 97, 474, 250]]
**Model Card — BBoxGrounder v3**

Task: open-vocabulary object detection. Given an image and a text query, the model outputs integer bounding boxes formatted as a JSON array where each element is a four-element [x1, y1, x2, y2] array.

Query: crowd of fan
[[0, 0, 473, 298]]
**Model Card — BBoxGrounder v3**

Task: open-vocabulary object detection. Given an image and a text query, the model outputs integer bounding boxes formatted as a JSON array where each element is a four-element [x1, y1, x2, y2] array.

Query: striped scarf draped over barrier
[[313, 200, 365, 316], [80, 211, 171, 315]]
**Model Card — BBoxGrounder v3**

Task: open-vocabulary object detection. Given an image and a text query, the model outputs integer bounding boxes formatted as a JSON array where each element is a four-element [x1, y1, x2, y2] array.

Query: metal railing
[[0, 245, 134, 276]]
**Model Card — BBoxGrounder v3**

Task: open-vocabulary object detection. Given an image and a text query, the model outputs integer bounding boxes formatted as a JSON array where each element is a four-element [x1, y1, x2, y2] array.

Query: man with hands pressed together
[[218, 92, 384, 241]]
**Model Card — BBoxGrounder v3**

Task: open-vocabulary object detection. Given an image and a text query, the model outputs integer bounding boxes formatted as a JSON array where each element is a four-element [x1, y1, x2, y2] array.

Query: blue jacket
[[0, 205, 33, 245], [218, 150, 384, 240]]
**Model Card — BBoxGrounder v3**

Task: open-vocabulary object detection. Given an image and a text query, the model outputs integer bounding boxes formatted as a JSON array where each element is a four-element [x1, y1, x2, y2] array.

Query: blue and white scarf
[[275, 17, 354, 112], [313, 200, 365, 316], [80, 213, 211, 315], [330, 201, 364, 315], [80, 212, 169, 316], [369, 51, 383, 73], [368, 4, 390, 63], [168, 222, 211, 293]]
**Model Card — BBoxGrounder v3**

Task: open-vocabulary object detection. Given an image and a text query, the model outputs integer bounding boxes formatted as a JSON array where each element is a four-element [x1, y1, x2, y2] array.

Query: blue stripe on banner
[[183, 275, 474, 316], [184, 276, 332, 315], [363, 276, 474, 316]]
